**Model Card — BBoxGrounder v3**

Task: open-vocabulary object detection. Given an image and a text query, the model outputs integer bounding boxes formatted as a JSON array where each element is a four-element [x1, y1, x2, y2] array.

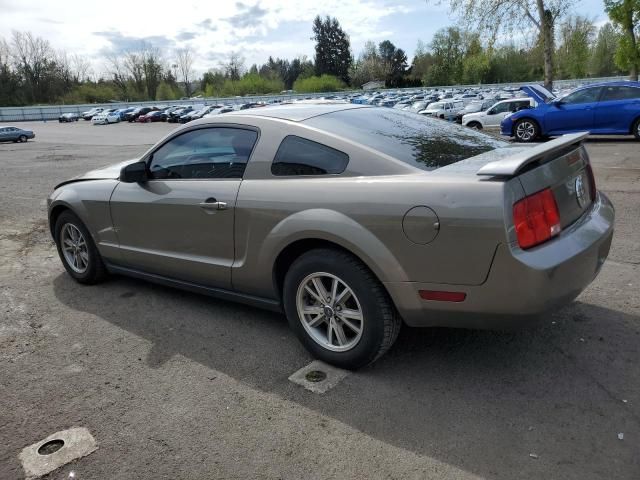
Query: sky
[[0, 0, 610, 78]]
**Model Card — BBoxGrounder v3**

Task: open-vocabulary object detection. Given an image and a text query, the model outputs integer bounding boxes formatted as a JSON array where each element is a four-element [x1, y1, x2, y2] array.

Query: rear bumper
[[386, 192, 614, 328]]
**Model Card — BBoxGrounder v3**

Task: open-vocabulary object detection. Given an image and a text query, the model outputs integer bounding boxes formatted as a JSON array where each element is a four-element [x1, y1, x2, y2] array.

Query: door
[[483, 101, 513, 127], [594, 85, 640, 133], [109, 126, 259, 289], [544, 87, 601, 134]]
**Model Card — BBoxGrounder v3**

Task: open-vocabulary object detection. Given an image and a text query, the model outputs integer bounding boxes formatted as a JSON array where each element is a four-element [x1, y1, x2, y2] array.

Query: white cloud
[[0, 0, 416, 76]]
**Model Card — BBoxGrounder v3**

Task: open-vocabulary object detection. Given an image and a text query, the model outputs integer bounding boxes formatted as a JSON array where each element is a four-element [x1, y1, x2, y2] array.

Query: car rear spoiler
[[477, 132, 589, 177]]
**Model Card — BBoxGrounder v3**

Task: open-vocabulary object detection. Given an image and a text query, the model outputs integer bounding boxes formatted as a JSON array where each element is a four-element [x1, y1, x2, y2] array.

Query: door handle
[[199, 198, 227, 211]]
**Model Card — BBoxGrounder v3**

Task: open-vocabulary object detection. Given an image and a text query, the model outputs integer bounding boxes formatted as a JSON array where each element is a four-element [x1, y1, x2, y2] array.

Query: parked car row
[[58, 103, 260, 126], [44, 80, 640, 142]]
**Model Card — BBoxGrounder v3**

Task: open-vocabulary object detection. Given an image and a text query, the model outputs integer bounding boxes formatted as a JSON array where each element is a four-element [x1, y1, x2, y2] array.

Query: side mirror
[[120, 161, 148, 183]]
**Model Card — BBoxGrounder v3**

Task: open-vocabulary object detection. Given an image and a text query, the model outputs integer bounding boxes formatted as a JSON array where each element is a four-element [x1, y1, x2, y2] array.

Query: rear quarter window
[[304, 108, 506, 171], [272, 135, 349, 176]]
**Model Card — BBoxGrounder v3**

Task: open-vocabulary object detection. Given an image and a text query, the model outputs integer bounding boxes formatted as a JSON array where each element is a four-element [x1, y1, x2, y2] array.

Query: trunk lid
[[477, 132, 595, 231], [515, 145, 595, 228]]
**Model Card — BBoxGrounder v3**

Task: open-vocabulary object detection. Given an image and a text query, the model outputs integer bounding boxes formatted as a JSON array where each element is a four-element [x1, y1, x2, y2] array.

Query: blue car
[[114, 107, 136, 120], [501, 81, 640, 142]]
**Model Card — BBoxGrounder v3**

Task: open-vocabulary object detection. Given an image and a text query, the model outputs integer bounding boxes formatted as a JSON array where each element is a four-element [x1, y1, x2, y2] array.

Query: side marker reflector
[[419, 290, 467, 302]]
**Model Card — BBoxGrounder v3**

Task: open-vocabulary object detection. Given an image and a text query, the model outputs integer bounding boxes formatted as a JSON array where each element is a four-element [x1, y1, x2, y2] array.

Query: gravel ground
[[0, 120, 639, 480]]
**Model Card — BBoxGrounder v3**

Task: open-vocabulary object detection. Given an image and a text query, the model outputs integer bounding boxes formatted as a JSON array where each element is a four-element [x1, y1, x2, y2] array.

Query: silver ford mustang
[[47, 104, 614, 369]]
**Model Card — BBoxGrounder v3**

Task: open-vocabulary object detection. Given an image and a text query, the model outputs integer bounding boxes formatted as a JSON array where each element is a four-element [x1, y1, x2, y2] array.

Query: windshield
[[304, 107, 507, 171]]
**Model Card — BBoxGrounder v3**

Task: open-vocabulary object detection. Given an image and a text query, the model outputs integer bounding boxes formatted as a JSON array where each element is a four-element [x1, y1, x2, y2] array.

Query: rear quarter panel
[[228, 116, 515, 300]]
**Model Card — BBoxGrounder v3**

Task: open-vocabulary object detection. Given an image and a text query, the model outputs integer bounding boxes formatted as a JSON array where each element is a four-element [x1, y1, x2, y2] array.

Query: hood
[[520, 84, 555, 104], [463, 111, 483, 120], [54, 159, 139, 189]]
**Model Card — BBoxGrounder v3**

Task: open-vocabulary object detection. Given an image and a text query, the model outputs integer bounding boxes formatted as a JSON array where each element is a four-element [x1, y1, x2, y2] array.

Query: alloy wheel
[[296, 272, 364, 352], [516, 121, 536, 141], [61, 223, 89, 273]]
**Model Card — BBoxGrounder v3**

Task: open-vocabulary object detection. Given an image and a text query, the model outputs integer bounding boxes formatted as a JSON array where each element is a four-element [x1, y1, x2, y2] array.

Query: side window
[[601, 86, 640, 101], [492, 102, 510, 114], [513, 100, 530, 112], [271, 135, 349, 176], [148, 127, 257, 180], [562, 88, 601, 104]]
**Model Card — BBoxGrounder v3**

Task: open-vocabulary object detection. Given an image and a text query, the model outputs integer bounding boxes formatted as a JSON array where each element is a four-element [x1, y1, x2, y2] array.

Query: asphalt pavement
[[0, 120, 638, 479]]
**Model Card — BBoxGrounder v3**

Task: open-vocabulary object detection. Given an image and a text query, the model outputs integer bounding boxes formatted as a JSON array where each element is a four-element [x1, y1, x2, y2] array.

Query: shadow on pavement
[[53, 273, 640, 480]]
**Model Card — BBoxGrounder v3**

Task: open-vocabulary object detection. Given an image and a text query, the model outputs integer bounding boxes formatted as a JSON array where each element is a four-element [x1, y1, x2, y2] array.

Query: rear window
[[304, 108, 506, 171]]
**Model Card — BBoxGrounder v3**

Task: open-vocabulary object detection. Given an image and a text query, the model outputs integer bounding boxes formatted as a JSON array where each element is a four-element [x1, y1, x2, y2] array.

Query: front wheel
[[19, 135, 27, 142], [283, 248, 401, 369], [467, 121, 482, 130], [514, 119, 539, 142], [632, 118, 640, 140], [54, 211, 108, 284]]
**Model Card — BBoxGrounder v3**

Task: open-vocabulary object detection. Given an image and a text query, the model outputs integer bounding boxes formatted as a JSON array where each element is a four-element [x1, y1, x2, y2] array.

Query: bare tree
[[441, 0, 576, 90], [175, 47, 195, 96], [220, 51, 245, 81], [124, 50, 145, 95], [10, 31, 55, 102], [71, 54, 92, 83], [105, 53, 130, 98], [0, 36, 10, 67]]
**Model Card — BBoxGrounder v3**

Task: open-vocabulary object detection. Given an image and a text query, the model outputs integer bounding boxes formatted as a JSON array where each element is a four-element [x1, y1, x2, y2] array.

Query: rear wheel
[[514, 119, 539, 142], [632, 118, 640, 140], [283, 248, 401, 369], [54, 211, 108, 284]]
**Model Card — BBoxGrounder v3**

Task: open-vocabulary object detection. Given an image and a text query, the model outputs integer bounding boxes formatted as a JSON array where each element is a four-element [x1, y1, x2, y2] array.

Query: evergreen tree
[[311, 16, 352, 84]]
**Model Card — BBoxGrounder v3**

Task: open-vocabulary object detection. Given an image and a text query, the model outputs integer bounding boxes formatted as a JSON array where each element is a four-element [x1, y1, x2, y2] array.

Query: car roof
[[577, 81, 640, 89], [223, 103, 369, 122]]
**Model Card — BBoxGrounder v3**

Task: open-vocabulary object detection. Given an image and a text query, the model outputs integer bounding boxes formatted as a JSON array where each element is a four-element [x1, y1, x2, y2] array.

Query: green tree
[[556, 16, 596, 78], [590, 23, 622, 76], [311, 16, 352, 84], [443, 0, 576, 90], [426, 27, 465, 85], [604, 0, 640, 80], [410, 40, 434, 84], [461, 34, 490, 84], [378, 40, 409, 87]]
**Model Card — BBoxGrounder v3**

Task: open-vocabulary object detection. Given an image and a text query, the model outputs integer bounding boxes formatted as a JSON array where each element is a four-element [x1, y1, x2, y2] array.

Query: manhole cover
[[305, 370, 327, 383], [38, 439, 64, 455]]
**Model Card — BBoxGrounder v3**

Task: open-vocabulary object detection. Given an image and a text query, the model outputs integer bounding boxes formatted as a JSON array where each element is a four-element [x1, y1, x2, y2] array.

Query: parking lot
[[0, 120, 638, 479]]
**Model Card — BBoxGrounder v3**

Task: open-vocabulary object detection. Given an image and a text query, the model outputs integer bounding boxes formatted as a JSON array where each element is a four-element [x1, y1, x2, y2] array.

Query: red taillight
[[513, 188, 561, 249], [419, 290, 467, 302], [585, 163, 597, 201]]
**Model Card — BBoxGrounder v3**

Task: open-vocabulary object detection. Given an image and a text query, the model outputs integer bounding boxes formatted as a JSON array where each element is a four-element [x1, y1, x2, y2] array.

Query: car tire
[[283, 248, 401, 369], [54, 211, 108, 285], [632, 118, 640, 140], [467, 121, 482, 130], [18, 135, 27, 142], [513, 119, 539, 142]]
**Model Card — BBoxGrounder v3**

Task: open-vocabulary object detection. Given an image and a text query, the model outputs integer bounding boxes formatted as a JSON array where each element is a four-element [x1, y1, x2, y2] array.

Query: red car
[[137, 111, 166, 123]]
